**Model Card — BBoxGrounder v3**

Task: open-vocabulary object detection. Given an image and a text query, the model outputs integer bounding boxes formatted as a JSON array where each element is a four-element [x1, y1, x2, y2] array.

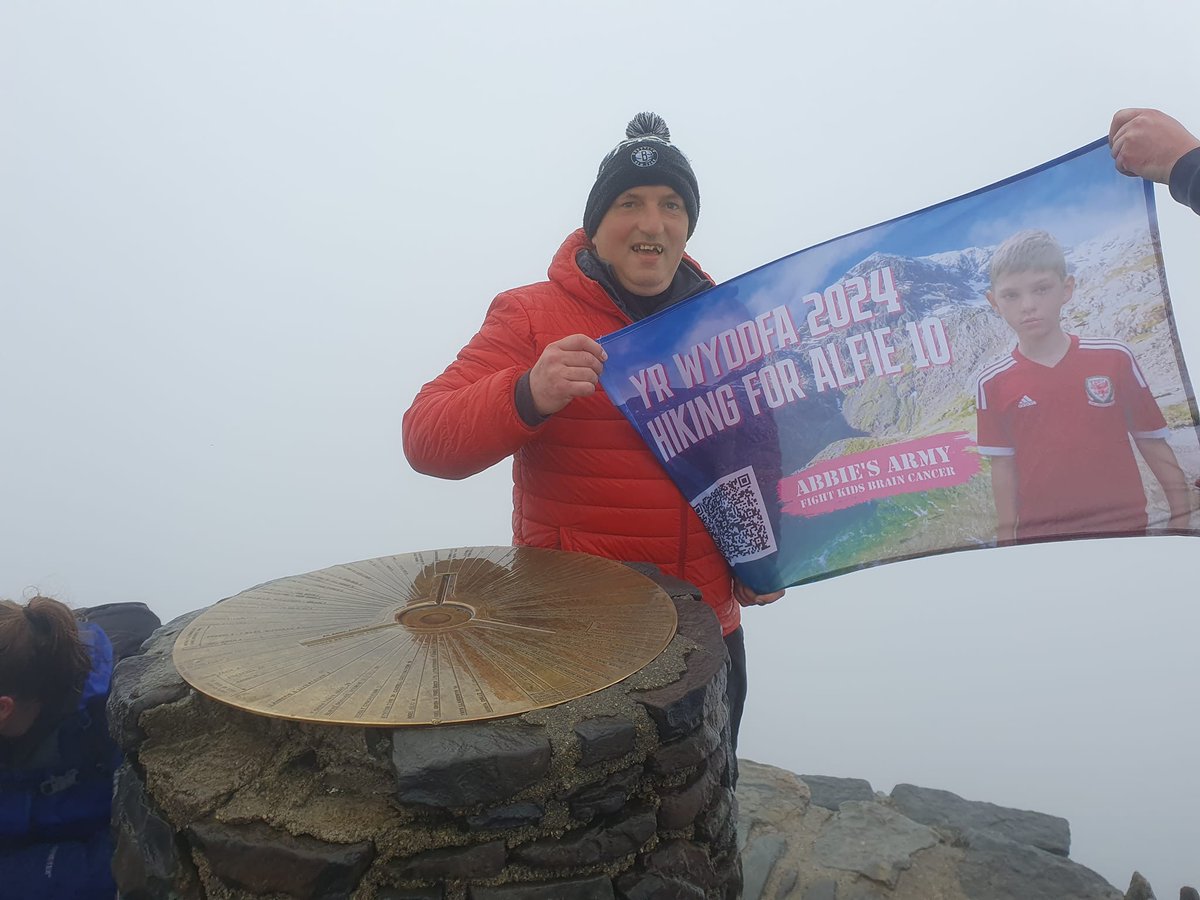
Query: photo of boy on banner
[[598, 140, 1200, 592], [976, 229, 1190, 542]]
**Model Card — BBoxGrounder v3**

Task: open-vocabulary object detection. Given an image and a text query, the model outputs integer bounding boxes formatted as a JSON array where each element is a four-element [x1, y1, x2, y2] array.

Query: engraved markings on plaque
[[173, 546, 677, 725]]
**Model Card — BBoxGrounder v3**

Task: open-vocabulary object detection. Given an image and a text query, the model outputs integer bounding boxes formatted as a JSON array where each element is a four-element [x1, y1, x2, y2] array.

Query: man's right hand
[[529, 334, 608, 417], [1109, 108, 1200, 184]]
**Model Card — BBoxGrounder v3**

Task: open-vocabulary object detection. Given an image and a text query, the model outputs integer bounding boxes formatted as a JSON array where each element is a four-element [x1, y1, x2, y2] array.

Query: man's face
[[986, 269, 1074, 342], [591, 185, 688, 296]]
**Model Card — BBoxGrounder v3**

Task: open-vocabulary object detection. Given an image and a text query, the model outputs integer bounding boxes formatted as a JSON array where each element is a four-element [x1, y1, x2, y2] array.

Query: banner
[[598, 140, 1200, 592]]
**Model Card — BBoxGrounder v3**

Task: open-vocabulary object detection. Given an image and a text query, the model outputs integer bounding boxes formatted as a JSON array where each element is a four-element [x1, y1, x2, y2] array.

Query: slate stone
[[622, 562, 704, 602], [377, 888, 445, 900], [740, 831, 787, 900], [466, 802, 544, 830], [641, 839, 720, 890], [468, 876, 616, 899], [813, 800, 937, 888], [801, 774, 875, 811], [188, 820, 373, 900], [633, 599, 728, 741], [389, 840, 506, 880], [614, 872, 706, 900], [695, 790, 735, 846], [511, 804, 656, 868], [566, 766, 641, 821], [648, 714, 725, 775], [574, 716, 637, 766], [659, 757, 721, 830], [391, 723, 551, 807], [802, 880, 839, 900], [891, 782, 1071, 857], [110, 763, 201, 899], [1124, 871, 1156, 900], [108, 646, 191, 752], [957, 828, 1123, 900]]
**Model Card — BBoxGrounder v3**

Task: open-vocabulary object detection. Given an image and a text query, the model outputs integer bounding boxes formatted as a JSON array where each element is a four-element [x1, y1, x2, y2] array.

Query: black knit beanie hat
[[583, 112, 700, 239]]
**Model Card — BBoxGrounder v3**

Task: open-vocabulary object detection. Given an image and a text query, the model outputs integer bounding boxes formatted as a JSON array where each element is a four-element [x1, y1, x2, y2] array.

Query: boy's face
[[986, 269, 1075, 342]]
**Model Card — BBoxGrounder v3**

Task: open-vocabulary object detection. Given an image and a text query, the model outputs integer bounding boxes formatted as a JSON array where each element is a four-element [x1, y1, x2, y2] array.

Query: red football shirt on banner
[[976, 335, 1169, 539]]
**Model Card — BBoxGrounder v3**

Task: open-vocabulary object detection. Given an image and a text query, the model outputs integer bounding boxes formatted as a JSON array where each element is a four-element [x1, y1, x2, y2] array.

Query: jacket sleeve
[[403, 292, 545, 479], [0, 832, 116, 900], [1169, 147, 1200, 216]]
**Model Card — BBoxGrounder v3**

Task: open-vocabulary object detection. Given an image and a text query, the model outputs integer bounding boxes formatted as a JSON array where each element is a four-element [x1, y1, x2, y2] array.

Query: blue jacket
[[0, 622, 120, 899]]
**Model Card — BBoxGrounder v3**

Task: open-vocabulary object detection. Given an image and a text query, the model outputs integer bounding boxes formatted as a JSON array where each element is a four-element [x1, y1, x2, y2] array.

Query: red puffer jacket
[[403, 229, 739, 636]]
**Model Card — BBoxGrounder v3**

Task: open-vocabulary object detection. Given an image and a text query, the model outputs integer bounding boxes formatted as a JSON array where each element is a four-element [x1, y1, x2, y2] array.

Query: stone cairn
[[108, 567, 740, 900]]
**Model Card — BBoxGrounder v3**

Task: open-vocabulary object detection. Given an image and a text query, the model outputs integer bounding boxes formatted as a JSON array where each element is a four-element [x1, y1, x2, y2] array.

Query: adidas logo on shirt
[[1017, 395, 1037, 408]]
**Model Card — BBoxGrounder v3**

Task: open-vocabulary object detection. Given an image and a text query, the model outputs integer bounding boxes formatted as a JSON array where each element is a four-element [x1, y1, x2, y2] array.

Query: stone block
[[392, 723, 551, 807], [621, 562, 703, 602], [566, 766, 641, 820], [647, 713, 725, 775], [466, 802, 544, 830], [111, 763, 201, 899], [801, 774, 875, 811], [468, 875, 616, 899], [188, 820, 373, 899], [633, 599, 727, 742], [574, 715, 637, 766], [615, 872, 706, 900], [108, 650, 191, 752], [377, 888, 445, 900], [512, 804, 656, 868], [388, 840, 506, 880], [891, 782, 1071, 857], [659, 757, 722, 830], [641, 839, 720, 891]]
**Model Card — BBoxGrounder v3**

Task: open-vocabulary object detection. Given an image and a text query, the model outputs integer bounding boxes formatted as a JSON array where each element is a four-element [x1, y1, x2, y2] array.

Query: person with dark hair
[[0, 595, 156, 899], [404, 113, 784, 756], [1110, 108, 1200, 215]]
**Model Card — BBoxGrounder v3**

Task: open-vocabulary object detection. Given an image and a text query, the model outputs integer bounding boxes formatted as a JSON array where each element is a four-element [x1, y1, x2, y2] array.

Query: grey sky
[[3, 1, 1198, 891]]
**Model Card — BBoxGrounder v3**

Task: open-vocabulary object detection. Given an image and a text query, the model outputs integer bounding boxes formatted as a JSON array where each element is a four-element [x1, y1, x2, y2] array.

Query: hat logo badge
[[631, 147, 658, 168]]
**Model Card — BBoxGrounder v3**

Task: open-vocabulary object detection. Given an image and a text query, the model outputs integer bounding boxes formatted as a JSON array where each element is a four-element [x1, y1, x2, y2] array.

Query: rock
[[187, 820, 373, 899], [566, 766, 641, 821], [813, 801, 938, 888], [388, 840, 506, 880], [956, 829, 1123, 900], [1183, 888, 1200, 900], [802, 774, 875, 811], [740, 831, 787, 900], [468, 876, 616, 899], [511, 804, 657, 868], [891, 782, 1071, 856], [633, 599, 728, 741], [465, 802, 544, 830], [1125, 871, 1156, 900], [574, 715, 637, 766], [391, 722, 551, 807], [659, 755, 722, 830]]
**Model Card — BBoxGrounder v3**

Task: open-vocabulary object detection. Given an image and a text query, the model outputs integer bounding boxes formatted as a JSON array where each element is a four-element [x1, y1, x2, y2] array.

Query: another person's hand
[[529, 334, 607, 416], [733, 578, 785, 607], [1109, 108, 1200, 184]]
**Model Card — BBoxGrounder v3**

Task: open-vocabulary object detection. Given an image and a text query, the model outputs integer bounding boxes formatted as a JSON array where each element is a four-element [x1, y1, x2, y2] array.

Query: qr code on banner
[[690, 466, 778, 564]]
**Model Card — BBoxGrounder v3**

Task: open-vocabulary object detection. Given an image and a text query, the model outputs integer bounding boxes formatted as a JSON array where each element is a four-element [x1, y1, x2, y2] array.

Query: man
[[1110, 108, 1200, 215], [403, 113, 783, 749]]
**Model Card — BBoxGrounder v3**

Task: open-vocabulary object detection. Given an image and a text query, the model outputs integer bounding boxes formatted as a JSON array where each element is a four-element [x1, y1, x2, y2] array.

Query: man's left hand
[[733, 578, 785, 607]]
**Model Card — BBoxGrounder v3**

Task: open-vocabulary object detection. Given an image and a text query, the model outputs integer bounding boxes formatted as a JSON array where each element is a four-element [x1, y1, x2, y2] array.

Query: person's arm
[[402, 290, 604, 479], [1135, 436, 1192, 530], [989, 455, 1019, 543], [0, 834, 116, 900], [1109, 108, 1200, 214]]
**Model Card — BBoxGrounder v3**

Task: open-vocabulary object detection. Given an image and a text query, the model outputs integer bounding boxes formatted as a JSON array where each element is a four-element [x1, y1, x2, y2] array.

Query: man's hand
[[1109, 108, 1200, 184], [529, 334, 607, 417], [733, 578, 785, 607]]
